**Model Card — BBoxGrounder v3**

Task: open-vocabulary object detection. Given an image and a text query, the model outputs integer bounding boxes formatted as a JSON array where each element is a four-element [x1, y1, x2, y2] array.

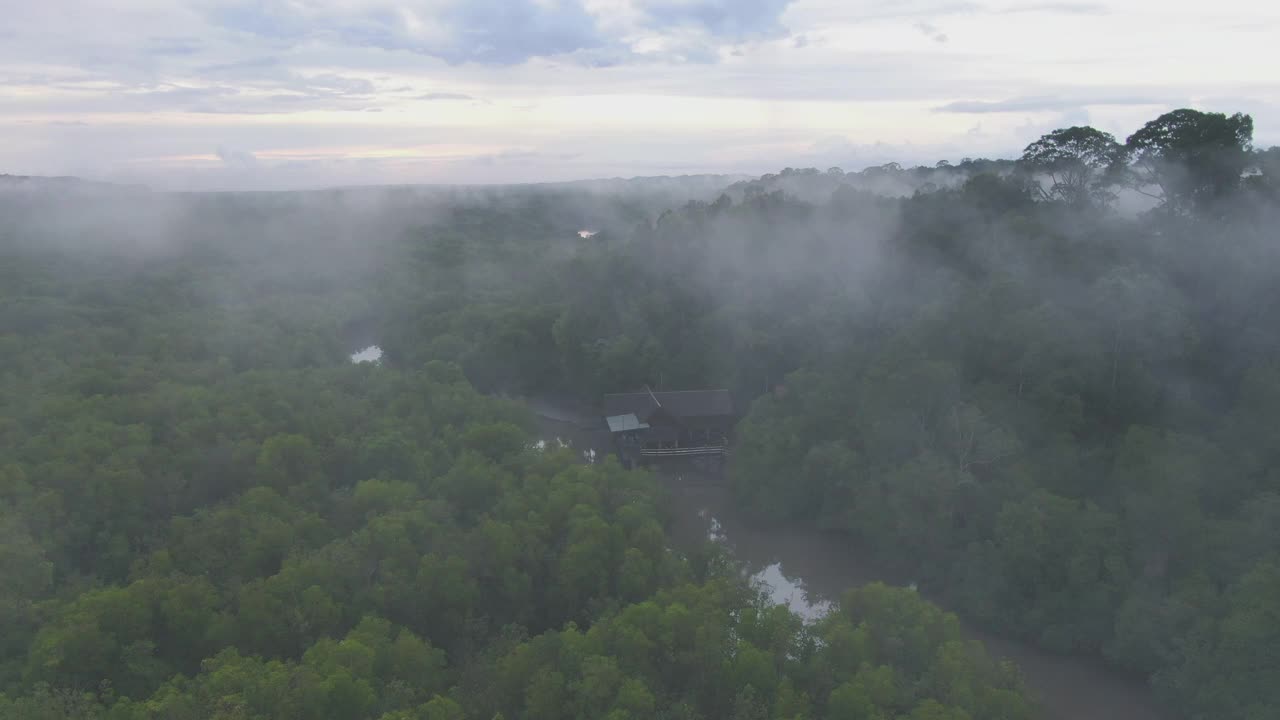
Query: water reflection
[[696, 508, 832, 620], [753, 562, 835, 621], [665, 478, 1170, 720], [350, 345, 383, 363]]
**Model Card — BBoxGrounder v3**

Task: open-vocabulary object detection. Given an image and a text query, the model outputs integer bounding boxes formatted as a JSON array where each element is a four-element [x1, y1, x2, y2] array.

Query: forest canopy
[[2, 107, 1278, 720]]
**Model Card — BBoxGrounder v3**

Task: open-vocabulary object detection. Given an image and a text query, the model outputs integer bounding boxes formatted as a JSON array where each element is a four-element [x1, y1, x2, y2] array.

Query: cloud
[[636, 0, 795, 40], [1, 0, 1276, 188], [913, 21, 949, 43], [819, 1, 981, 23], [622, 0, 797, 62], [936, 97, 1076, 113], [303, 73, 377, 96], [198, 56, 283, 75], [450, 0, 608, 63], [211, 0, 607, 66], [995, 2, 1107, 15], [206, 0, 802, 67], [800, 135, 1017, 174], [1056, 107, 1092, 127], [145, 37, 203, 56], [215, 145, 258, 168], [814, 0, 1102, 23], [472, 149, 582, 166], [133, 85, 242, 107], [935, 96, 1172, 113], [67, 69, 387, 115], [417, 92, 474, 101]]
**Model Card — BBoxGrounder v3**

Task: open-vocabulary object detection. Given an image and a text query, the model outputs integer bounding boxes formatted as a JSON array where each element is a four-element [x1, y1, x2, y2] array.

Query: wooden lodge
[[603, 388, 733, 464]]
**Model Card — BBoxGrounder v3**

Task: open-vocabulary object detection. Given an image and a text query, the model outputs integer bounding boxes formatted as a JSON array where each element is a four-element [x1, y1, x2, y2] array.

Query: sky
[[2, 0, 1278, 190]]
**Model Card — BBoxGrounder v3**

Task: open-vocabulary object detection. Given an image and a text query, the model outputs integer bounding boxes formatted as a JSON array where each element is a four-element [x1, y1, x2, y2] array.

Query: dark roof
[[603, 389, 733, 420]]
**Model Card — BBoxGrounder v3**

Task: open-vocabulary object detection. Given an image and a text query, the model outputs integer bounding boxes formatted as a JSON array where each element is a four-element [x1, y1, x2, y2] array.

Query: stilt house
[[603, 388, 733, 460]]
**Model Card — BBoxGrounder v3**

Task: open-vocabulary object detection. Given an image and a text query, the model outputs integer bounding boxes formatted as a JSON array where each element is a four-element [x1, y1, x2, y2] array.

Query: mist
[[3, 106, 1280, 720]]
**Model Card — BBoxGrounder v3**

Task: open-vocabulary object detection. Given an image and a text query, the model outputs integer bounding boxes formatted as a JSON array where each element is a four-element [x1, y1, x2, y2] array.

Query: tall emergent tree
[[1125, 109, 1254, 212], [1021, 126, 1129, 208]]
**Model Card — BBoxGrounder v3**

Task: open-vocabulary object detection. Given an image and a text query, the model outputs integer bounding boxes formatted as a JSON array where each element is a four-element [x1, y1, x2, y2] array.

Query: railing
[[638, 445, 729, 458]]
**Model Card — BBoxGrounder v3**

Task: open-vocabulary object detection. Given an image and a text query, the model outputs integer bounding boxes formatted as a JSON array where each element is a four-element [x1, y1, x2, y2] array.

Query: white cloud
[[215, 145, 258, 168], [0, 0, 1276, 189]]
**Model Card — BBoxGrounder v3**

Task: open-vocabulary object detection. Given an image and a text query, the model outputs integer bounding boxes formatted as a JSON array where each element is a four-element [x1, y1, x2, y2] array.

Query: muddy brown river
[[528, 400, 1173, 720], [663, 480, 1170, 720]]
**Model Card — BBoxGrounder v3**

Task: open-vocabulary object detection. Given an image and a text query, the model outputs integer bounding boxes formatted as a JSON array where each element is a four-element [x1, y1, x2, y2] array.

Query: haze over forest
[[3, 104, 1279, 720], [4, 2, 1280, 720]]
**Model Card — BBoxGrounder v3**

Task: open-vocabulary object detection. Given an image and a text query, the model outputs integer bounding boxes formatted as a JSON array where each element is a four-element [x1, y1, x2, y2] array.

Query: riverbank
[[525, 398, 1172, 720], [661, 477, 1170, 720]]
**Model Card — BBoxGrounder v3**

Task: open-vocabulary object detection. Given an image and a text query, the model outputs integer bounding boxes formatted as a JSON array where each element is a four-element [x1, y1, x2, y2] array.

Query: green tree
[[1126, 109, 1254, 211], [1021, 126, 1129, 207]]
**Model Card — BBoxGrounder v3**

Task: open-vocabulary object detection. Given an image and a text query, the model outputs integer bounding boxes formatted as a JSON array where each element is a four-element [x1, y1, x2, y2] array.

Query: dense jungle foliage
[[2, 108, 1277, 719], [0, 179, 1032, 719], [380, 109, 1280, 719]]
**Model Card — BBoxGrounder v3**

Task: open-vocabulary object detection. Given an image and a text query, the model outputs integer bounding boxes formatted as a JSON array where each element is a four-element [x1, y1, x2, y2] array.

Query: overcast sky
[[3, 0, 1277, 190]]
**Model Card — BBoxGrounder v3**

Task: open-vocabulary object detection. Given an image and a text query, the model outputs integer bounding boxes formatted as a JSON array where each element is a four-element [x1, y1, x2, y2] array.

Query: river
[[663, 480, 1170, 720], [527, 401, 1172, 720]]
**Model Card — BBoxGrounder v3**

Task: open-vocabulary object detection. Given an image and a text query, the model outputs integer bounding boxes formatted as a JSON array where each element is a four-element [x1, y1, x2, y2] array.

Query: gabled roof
[[603, 389, 733, 420]]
